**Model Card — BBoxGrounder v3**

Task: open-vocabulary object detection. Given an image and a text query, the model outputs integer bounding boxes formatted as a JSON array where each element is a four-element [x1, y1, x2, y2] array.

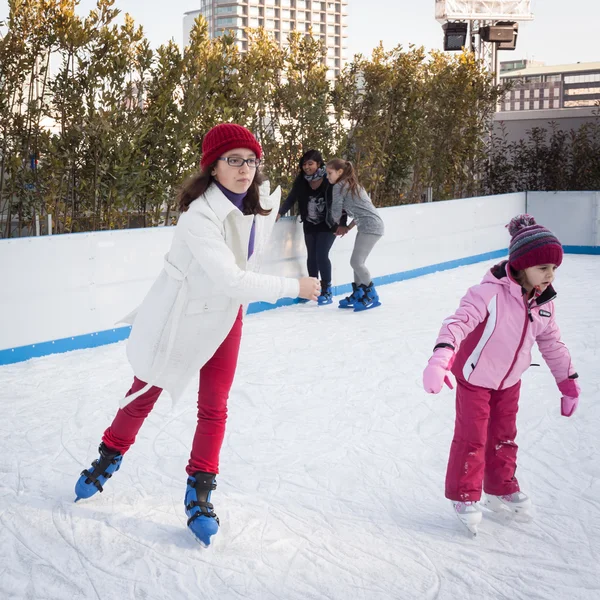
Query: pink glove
[[558, 378, 581, 417], [423, 347, 455, 394]]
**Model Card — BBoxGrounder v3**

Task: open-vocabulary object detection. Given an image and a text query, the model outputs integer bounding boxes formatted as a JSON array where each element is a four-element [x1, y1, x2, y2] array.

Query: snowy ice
[[1, 256, 599, 599]]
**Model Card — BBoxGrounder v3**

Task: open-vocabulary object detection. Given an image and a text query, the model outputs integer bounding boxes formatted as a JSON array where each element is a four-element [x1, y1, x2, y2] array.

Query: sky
[[1, 0, 599, 67]]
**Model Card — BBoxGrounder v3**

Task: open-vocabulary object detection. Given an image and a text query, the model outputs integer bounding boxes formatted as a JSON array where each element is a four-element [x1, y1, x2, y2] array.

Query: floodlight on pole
[[443, 22, 469, 51], [435, 1, 533, 81]]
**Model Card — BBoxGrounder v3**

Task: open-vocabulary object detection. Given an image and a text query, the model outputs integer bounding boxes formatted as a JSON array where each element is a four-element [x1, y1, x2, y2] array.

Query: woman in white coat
[[74, 123, 320, 546]]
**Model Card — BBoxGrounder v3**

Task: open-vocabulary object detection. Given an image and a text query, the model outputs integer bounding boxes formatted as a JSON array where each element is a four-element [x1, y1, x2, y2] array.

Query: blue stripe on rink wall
[[563, 245, 600, 255], [1, 246, 596, 365]]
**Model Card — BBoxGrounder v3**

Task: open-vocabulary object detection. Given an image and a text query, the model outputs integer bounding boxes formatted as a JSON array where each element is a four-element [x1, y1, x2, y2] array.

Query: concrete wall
[[494, 107, 598, 143], [526, 191, 600, 248]]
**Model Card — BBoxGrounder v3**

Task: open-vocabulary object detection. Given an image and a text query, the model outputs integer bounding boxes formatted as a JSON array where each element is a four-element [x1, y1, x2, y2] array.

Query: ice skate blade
[[354, 301, 381, 312], [482, 504, 533, 524], [483, 498, 533, 520], [186, 526, 211, 549], [512, 510, 533, 523], [460, 521, 478, 538], [454, 513, 480, 537]]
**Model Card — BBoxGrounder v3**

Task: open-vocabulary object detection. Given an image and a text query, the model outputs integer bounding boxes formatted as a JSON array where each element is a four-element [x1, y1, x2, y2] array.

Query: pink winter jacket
[[434, 262, 577, 390]]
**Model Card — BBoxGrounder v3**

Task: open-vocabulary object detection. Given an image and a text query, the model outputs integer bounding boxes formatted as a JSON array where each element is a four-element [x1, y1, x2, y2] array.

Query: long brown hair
[[326, 158, 361, 196], [177, 162, 270, 216]]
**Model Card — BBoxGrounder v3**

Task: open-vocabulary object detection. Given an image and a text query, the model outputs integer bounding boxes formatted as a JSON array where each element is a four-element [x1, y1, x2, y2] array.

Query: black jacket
[[279, 176, 345, 229]]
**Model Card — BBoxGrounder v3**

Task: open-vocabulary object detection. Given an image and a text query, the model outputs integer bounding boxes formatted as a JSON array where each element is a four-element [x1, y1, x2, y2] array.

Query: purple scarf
[[215, 181, 255, 258]]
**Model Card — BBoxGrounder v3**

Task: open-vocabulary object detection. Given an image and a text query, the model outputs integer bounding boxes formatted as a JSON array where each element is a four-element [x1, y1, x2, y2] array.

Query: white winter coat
[[120, 181, 299, 406]]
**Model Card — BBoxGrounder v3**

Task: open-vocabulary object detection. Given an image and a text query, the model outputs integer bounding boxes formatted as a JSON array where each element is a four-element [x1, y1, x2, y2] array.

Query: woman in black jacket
[[276, 150, 342, 305]]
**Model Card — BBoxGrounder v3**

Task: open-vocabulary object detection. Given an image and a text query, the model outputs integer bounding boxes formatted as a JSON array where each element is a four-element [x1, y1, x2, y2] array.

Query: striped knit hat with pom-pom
[[506, 214, 563, 271]]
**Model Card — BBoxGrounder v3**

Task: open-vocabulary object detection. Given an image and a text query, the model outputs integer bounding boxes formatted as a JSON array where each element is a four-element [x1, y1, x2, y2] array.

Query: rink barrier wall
[[0, 247, 509, 365], [0, 191, 528, 356], [2, 191, 598, 365]]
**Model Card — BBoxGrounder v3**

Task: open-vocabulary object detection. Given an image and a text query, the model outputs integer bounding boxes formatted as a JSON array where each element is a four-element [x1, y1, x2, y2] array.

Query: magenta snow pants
[[102, 308, 243, 475], [445, 378, 521, 502]]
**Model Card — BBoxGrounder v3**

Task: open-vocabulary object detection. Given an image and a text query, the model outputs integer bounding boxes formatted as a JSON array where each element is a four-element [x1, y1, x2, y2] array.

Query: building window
[[216, 17, 243, 27], [565, 73, 600, 84], [564, 99, 598, 107], [565, 86, 600, 96], [534, 100, 539, 109], [505, 102, 511, 111], [215, 5, 243, 16]]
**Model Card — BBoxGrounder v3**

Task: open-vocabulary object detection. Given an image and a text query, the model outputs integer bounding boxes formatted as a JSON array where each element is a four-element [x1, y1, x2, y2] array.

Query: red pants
[[445, 378, 521, 502], [103, 309, 243, 475]]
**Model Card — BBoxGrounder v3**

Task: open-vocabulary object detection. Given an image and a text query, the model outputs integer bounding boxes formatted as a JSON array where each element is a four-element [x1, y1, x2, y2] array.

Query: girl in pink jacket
[[423, 214, 580, 535]]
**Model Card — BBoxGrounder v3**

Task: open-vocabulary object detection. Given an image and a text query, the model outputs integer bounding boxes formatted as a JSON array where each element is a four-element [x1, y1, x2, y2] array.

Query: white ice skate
[[451, 500, 482, 537], [482, 491, 532, 520]]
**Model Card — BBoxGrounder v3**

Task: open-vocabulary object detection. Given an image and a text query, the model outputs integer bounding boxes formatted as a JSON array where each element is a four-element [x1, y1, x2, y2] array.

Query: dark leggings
[[304, 229, 336, 284]]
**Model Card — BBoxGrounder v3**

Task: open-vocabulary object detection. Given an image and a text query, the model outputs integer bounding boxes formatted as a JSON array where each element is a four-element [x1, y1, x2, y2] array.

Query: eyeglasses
[[218, 157, 261, 168]]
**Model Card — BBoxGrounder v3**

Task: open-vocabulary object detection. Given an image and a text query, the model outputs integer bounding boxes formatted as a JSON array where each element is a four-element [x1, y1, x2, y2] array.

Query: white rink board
[[2, 190, 598, 352]]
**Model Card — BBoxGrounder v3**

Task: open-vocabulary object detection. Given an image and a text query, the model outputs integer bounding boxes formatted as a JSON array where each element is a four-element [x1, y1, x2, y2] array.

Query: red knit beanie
[[200, 123, 262, 170], [507, 214, 563, 271]]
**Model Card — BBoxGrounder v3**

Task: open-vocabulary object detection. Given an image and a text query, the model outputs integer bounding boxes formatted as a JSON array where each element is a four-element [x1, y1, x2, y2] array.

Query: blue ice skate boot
[[185, 472, 220, 547], [75, 442, 123, 501], [354, 282, 381, 312], [338, 282, 364, 309], [317, 281, 333, 305]]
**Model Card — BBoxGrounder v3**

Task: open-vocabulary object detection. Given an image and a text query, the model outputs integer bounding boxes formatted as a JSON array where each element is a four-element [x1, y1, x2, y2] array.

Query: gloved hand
[[423, 347, 455, 394], [558, 378, 581, 417]]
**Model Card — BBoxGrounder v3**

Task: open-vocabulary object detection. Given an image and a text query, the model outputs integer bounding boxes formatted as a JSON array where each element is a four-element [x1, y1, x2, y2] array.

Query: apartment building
[[183, 0, 349, 79]]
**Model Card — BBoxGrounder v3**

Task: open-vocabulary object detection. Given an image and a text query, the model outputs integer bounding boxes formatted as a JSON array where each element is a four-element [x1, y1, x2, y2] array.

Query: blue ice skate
[[75, 442, 123, 501], [354, 283, 381, 312], [338, 283, 364, 309], [185, 472, 219, 547], [317, 282, 333, 305]]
